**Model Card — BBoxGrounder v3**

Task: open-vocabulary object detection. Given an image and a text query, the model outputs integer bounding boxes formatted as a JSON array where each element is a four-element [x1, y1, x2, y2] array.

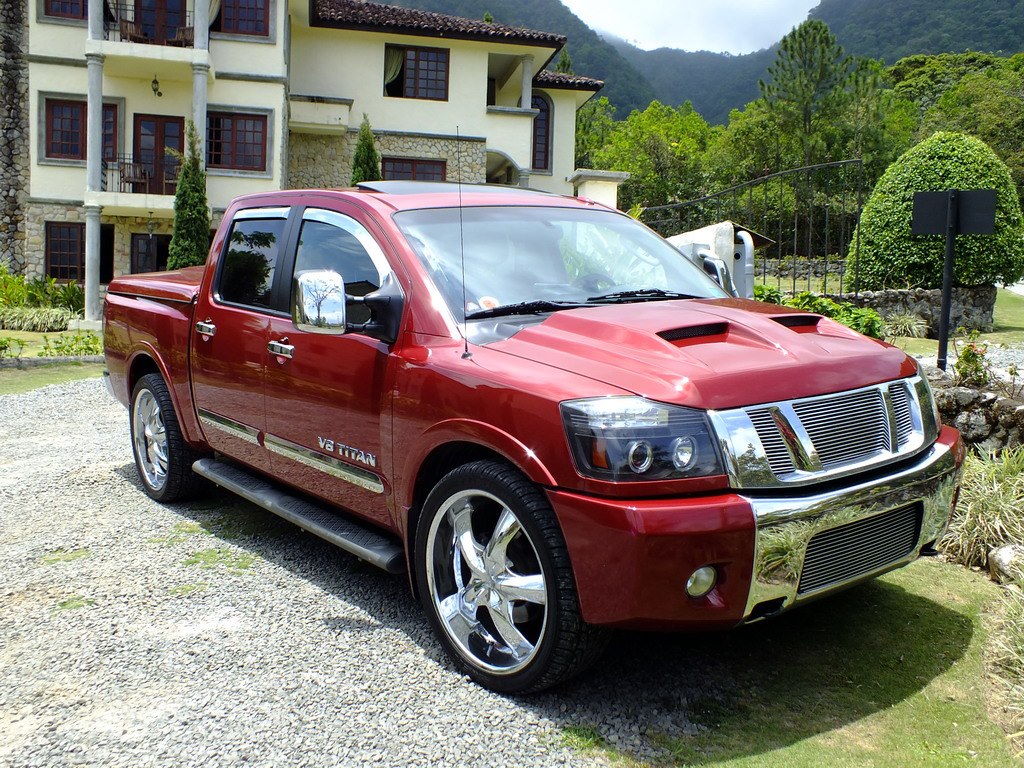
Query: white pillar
[[192, 63, 209, 165], [520, 55, 534, 109], [85, 50, 104, 321], [194, 0, 209, 49], [87, 0, 103, 40]]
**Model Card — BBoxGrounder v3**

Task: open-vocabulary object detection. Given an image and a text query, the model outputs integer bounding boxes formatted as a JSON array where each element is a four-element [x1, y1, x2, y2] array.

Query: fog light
[[671, 436, 697, 470], [626, 440, 654, 473], [686, 566, 717, 598]]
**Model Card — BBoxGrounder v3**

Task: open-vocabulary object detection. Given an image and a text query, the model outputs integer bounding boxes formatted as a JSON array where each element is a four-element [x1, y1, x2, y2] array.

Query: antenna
[[456, 126, 471, 359]]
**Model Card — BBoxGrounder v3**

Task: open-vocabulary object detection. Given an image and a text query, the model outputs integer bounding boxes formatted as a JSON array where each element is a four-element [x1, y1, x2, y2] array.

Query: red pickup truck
[[104, 181, 964, 693]]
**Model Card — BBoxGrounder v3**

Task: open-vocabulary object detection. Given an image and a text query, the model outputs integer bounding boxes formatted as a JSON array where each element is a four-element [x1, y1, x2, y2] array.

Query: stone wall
[[288, 130, 486, 189], [827, 285, 997, 338], [928, 368, 1024, 454], [0, 0, 30, 272]]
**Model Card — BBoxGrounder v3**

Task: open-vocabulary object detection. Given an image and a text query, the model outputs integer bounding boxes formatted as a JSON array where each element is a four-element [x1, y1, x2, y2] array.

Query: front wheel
[[414, 460, 608, 693], [130, 373, 204, 502]]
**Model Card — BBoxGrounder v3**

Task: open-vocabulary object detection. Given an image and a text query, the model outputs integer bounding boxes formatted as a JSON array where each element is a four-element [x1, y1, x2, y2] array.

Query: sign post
[[911, 189, 996, 370]]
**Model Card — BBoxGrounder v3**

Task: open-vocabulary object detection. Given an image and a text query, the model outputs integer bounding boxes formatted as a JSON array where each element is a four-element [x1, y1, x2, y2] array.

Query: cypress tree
[[556, 49, 573, 75], [167, 120, 211, 270], [350, 114, 381, 185]]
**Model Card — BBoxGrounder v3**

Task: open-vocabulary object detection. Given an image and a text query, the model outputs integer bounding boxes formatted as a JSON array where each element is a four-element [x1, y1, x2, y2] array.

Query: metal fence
[[643, 159, 865, 296]]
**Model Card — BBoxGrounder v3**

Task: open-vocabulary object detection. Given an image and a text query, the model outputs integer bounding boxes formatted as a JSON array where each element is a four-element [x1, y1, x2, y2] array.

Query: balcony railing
[[104, 4, 195, 48], [102, 155, 180, 195]]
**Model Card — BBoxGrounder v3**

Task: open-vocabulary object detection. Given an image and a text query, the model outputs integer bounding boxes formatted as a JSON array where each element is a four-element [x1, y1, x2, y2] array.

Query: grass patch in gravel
[[167, 582, 209, 597], [562, 724, 606, 753], [54, 595, 96, 611], [39, 547, 90, 565], [148, 521, 213, 546], [0, 362, 104, 395], [182, 548, 256, 573], [565, 560, 1015, 767]]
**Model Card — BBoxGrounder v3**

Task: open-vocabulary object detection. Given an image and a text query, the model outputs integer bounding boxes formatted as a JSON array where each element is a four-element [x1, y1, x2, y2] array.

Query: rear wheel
[[130, 373, 204, 502], [415, 460, 608, 693]]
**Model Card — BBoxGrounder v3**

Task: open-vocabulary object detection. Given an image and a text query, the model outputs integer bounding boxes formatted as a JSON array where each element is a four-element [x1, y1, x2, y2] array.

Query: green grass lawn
[[0, 362, 105, 395], [563, 559, 1017, 767]]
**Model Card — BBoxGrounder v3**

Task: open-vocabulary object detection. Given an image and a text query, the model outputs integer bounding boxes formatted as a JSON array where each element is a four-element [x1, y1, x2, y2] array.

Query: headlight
[[560, 396, 724, 481]]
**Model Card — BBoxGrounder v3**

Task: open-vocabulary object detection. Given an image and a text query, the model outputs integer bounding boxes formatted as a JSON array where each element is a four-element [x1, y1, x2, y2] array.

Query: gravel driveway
[[0, 379, 727, 768]]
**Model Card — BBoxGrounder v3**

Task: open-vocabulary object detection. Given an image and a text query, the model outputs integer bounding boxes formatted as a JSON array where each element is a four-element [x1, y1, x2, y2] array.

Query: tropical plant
[[168, 120, 211, 270], [849, 132, 1024, 290]]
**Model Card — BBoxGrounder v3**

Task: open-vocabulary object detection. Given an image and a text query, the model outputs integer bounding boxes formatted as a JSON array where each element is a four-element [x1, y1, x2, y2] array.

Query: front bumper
[[547, 426, 963, 630]]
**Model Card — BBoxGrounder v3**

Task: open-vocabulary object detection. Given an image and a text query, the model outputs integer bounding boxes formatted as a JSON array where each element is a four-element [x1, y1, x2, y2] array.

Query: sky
[[559, 0, 821, 54]]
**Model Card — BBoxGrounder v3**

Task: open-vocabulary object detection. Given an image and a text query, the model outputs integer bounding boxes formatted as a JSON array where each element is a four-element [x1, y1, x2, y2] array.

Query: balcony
[[103, 155, 180, 195], [104, 4, 195, 48]]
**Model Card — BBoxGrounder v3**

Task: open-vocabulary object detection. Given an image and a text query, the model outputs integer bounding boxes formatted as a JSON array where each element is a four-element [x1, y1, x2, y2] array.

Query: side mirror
[[357, 273, 405, 345], [292, 269, 347, 333], [701, 255, 738, 297]]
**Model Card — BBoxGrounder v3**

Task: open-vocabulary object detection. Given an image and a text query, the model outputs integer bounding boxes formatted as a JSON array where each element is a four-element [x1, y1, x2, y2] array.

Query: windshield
[[393, 206, 728, 320]]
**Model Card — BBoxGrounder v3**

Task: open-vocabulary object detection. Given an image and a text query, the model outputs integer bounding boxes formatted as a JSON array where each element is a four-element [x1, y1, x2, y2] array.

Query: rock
[[954, 410, 991, 441], [988, 544, 1024, 584]]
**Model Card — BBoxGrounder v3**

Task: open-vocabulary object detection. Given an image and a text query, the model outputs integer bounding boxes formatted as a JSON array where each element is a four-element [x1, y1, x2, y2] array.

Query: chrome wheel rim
[[425, 489, 548, 676], [132, 389, 168, 491]]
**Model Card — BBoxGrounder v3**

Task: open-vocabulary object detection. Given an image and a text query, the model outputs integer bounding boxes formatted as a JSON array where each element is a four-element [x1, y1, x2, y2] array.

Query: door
[[134, 114, 183, 195], [191, 207, 292, 474], [136, 0, 185, 44], [263, 207, 398, 526]]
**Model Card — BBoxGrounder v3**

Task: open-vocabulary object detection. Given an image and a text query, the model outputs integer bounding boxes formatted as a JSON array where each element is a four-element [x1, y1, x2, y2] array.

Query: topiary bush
[[848, 131, 1024, 290]]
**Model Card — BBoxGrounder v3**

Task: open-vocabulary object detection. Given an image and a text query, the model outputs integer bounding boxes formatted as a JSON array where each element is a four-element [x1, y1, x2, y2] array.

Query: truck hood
[[488, 298, 917, 410]]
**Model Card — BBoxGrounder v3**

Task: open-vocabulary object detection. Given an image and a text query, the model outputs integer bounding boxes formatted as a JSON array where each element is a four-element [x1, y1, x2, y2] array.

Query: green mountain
[[385, 0, 657, 114]]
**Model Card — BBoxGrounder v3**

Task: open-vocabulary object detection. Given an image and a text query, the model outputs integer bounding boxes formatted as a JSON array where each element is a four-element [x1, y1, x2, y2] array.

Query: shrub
[[883, 311, 927, 340], [168, 120, 211, 270], [0, 264, 29, 307], [849, 132, 1024, 290], [941, 447, 1024, 568], [0, 307, 75, 332], [350, 114, 381, 185], [753, 284, 784, 304], [0, 336, 25, 360], [37, 331, 103, 357], [756, 290, 886, 339]]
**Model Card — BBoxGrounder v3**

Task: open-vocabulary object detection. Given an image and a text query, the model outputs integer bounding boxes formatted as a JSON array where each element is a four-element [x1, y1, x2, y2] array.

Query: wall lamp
[[151, 76, 162, 97]]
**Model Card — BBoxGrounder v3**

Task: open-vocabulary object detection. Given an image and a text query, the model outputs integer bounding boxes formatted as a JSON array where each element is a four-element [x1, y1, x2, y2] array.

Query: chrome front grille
[[798, 503, 922, 595], [710, 376, 936, 489], [792, 388, 889, 469]]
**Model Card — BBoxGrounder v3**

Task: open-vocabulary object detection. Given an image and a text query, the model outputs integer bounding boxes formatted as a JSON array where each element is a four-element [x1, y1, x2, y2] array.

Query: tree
[[167, 120, 210, 270], [759, 20, 853, 166], [556, 49, 573, 74], [849, 132, 1024, 290], [592, 101, 712, 209], [350, 114, 381, 185], [483, 10, 493, 23], [574, 96, 615, 168]]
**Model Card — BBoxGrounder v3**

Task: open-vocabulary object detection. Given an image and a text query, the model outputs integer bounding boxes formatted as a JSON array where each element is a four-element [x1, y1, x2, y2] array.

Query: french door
[[135, 0, 186, 44], [134, 114, 183, 195]]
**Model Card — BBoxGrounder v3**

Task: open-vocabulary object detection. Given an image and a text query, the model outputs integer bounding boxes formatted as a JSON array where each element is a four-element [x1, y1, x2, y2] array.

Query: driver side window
[[293, 210, 390, 325]]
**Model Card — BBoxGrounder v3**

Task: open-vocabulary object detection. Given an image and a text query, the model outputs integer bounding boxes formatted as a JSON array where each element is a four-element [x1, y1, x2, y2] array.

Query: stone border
[[0, 355, 104, 369], [926, 366, 1024, 453]]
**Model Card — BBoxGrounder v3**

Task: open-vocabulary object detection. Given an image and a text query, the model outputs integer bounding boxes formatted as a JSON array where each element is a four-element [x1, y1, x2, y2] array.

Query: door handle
[[195, 320, 216, 338], [267, 339, 294, 359]]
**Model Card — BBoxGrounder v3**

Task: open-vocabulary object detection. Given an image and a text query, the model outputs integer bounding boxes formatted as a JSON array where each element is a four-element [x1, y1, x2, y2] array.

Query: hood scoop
[[771, 314, 821, 330], [658, 322, 728, 344]]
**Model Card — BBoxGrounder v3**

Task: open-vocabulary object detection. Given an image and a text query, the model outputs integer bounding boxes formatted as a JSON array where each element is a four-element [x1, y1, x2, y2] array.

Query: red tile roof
[[534, 70, 603, 92], [312, 0, 567, 48]]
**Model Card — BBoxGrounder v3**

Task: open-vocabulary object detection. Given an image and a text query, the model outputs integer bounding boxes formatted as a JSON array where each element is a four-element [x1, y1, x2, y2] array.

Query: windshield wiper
[[587, 288, 700, 303], [465, 300, 588, 320]]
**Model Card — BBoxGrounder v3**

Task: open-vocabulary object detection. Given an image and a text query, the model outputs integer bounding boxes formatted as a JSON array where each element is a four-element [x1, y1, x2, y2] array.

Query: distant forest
[[393, 0, 1024, 123]]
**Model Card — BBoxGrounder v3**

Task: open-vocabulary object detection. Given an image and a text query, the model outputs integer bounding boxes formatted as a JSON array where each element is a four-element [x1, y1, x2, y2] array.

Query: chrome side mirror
[[292, 269, 347, 333]]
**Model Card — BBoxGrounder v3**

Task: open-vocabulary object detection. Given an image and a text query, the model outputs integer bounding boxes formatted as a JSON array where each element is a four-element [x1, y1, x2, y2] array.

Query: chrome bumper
[[741, 441, 961, 620]]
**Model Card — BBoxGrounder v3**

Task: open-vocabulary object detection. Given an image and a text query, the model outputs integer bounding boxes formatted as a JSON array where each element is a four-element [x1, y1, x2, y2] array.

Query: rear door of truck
[[190, 206, 292, 473]]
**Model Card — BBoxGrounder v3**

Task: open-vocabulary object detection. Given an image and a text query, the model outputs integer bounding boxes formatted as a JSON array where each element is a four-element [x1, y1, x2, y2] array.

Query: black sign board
[[910, 189, 998, 370], [912, 189, 996, 235]]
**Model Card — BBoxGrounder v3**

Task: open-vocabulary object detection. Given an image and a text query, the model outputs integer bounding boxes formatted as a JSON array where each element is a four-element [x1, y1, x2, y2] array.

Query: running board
[[192, 458, 405, 574]]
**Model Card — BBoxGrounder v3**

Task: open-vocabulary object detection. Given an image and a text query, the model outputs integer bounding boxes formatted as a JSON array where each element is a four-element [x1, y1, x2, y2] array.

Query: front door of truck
[[263, 206, 396, 527], [191, 207, 292, 474]]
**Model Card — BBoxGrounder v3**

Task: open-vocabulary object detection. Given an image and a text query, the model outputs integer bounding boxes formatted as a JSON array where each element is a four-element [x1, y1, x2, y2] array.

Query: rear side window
[[218, 217, 287, 309]]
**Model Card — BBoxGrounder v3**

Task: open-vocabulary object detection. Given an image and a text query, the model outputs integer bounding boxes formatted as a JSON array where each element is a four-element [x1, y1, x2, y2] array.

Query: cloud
[[560, 0, 819, 54]]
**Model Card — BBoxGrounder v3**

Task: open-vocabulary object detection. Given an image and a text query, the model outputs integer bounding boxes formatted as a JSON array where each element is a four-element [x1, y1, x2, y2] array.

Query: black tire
[[130, 373, 205, 502], [414, 460, 609, 693]]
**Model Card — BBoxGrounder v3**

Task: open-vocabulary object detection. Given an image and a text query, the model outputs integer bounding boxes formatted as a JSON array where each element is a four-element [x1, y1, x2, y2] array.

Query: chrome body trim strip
[[197, 410, 260, 446], [742, 440, 961, 620], [264, 434, 384, 495]]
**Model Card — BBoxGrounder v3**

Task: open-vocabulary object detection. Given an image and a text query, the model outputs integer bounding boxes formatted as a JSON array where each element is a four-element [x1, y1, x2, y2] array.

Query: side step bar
[[192, 458, 406, 574]]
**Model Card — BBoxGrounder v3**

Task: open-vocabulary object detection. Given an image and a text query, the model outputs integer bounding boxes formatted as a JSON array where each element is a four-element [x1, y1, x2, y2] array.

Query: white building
[[8, 0, 622, 319]]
